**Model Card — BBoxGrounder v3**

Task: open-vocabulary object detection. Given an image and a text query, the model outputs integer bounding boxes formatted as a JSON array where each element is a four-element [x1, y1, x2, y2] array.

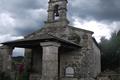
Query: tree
[[99, 30, 120, 71]]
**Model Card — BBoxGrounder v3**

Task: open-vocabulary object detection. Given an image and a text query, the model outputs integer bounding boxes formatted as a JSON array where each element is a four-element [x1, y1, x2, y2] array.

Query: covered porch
[[1, 34, 81, 80]]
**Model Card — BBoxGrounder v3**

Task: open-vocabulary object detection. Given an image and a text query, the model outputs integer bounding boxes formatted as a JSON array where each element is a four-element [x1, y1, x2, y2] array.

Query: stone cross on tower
[[45, 0, 69, 27]]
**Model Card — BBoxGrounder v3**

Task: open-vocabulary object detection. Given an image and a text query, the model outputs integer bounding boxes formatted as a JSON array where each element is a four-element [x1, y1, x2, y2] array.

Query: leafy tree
[[99, 30, 120, 71]]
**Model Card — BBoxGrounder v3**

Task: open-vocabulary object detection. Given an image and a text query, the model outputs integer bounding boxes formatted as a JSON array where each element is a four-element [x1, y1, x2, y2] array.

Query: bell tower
[[45, 0, 69, 27]]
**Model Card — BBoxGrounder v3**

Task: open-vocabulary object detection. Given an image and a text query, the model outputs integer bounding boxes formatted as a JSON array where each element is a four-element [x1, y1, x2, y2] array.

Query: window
[[65, 67, 74, 77]]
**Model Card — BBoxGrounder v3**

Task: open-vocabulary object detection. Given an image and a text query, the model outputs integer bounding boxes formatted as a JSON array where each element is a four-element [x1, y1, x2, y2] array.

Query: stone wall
[[60, 48, 98, 80], [24, 25, 101, 80], [25, 48, 42, 75], [25, 48, 32, 71], [0, 47, 3, 71], [0, 46, 13, 72], [31, 47, 42, 74], [92, 39, 101, 77], [59, 27, 101, 80]]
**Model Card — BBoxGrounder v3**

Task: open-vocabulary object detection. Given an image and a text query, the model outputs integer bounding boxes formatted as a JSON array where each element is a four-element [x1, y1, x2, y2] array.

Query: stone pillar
[[0, 45, 14, 72], [40, 42, 60, 80], [25, 48, 32, 71], [0, 47, 3, 71]]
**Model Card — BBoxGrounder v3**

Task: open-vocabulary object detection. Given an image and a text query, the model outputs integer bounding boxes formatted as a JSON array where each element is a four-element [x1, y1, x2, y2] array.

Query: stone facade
[[0, 0, 101, 80], [25, 30, 101, 80]]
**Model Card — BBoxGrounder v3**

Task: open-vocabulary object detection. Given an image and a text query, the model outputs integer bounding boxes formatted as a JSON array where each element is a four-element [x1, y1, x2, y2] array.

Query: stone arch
[[54, 4, 59, 17]]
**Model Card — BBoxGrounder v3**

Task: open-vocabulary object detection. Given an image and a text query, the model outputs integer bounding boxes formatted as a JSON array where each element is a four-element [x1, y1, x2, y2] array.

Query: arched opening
[[12, 48, 25, 79], [54, 5, 60, 20], [65, 67, 74, 77]]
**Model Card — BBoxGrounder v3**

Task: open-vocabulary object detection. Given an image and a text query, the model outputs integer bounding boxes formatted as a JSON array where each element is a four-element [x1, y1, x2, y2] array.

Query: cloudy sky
[[0, 0, 120, 56]]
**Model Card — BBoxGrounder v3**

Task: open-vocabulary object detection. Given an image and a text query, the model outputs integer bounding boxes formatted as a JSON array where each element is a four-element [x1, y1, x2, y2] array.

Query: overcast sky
[[0, 0, 120, 56]]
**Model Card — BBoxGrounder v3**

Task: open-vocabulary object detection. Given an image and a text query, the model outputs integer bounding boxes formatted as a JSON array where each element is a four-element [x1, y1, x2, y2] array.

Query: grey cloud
[[0, 0, 47, 11], [0, 0, 120, 41], [13, 9, 47, 36], [68, 0, 120, 21], [0, 0, 47, 36]]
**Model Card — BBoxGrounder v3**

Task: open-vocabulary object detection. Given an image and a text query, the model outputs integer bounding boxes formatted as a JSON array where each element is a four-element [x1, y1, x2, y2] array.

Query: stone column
[[0, 45, 15, 80], [40, 42, 60, 80], [0, 45, 14, 72]]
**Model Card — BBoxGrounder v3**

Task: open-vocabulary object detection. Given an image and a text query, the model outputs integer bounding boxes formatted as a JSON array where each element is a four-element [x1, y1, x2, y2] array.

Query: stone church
[[0, 0, 101, 80]]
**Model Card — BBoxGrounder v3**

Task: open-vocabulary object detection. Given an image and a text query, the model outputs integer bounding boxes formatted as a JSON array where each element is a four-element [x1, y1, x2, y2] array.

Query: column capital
[[40, 42, 61, 47]]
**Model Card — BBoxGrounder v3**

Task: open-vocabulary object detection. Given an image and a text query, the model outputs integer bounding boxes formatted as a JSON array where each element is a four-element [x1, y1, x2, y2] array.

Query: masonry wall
[[59, 48, 98, 80], [31, 47, 42, 74], [59, 28, 101, 80], [0, 46, 12, 72], [92, 40, 101, 77], [25, 48, 32, 70], [25, 48, 42, 80], [60, 49, 82, 79], [24, 26, 101, 80], [0, 48, 3, 71]]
